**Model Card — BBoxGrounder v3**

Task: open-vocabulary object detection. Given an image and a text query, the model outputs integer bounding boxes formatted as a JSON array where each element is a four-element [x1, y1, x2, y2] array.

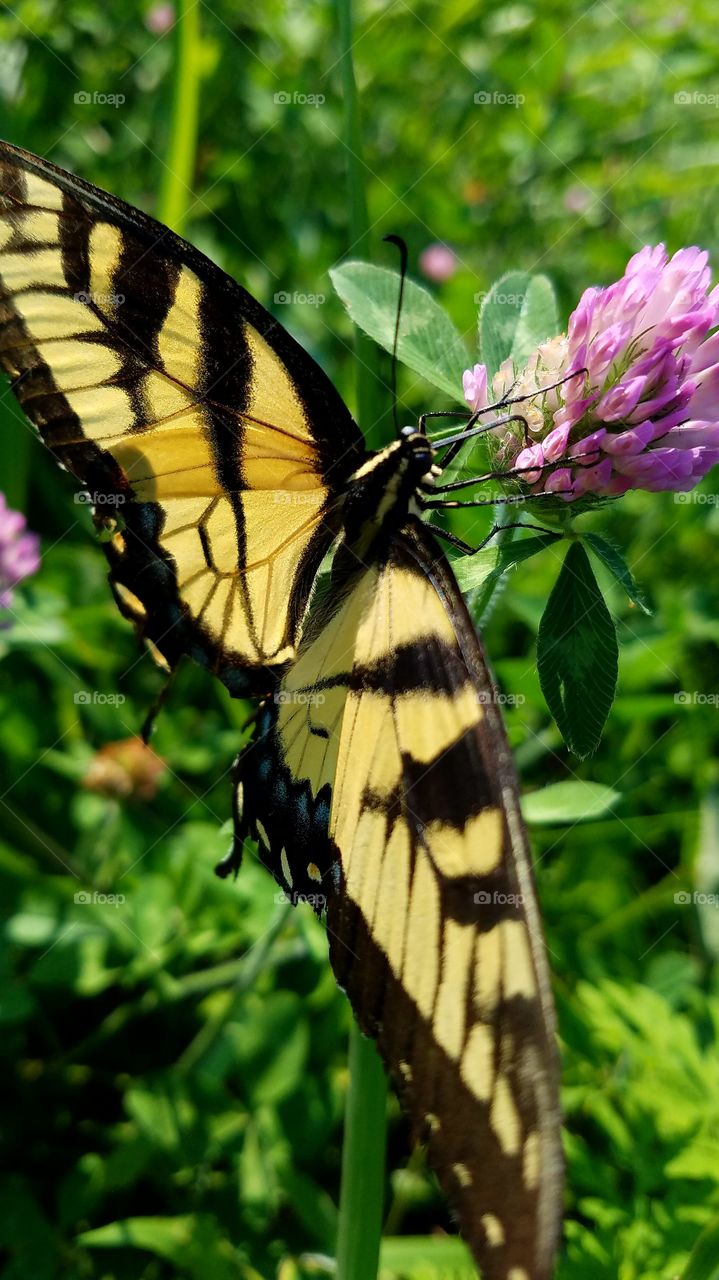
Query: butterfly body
[[0, 138, 563, 1280], [340, 429, 433, 540]]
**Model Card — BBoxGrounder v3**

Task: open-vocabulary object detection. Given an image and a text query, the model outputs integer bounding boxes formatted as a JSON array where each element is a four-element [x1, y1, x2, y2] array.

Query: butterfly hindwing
[[241, 520, 563, 1280], [0, 140, 364, 689]]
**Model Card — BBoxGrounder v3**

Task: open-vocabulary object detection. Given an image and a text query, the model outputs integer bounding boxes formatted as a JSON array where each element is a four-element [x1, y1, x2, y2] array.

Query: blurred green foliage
[[2, 1, 719, 1277]]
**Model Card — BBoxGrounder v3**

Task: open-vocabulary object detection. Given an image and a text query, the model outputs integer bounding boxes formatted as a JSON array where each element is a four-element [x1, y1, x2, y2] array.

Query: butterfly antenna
[[383, 234, 408, 437]]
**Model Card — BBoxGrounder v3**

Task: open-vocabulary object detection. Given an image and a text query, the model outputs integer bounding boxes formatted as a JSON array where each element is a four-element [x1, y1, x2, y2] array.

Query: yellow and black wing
[[0, 140, 364, 691], [240, 519, 563, 1280]]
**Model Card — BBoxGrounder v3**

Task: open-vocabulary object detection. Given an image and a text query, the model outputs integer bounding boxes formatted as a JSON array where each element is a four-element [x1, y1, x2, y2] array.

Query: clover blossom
[[464, 245, 719, 499], [0, 493, 40, 609]]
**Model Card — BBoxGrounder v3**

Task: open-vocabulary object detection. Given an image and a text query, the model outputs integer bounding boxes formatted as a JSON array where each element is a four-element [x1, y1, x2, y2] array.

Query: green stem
[[470, 501, 572, 625], [335, 3, 389, 1279], [157, 0, 202, 235], [336, 1022, 388, 1280], [337, 0, 389, 450], [471, 514, 517, 625]]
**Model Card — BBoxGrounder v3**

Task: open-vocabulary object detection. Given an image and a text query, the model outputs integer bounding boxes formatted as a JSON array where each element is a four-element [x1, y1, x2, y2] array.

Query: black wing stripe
[[362, 727, 496, 827], [285, 637, 474, 698], [57, 188, 92, 303], [197, 282, 253, 651], [114, 219, 181, 366], [348, 637, 472, 696]]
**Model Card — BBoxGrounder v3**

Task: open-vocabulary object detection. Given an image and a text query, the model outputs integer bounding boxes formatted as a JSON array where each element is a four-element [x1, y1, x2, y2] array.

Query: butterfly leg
[[428, 519, 559, 556], [417, 408, 472, 435], [140, 661, 183, 744], [214, 700, 266, 879]]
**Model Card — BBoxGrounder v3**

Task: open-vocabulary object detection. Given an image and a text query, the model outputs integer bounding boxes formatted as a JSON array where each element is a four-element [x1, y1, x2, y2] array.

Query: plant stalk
[[335, 2, 389, 1278], [337, 0, 390, 450], [157, 0, 202, 235]]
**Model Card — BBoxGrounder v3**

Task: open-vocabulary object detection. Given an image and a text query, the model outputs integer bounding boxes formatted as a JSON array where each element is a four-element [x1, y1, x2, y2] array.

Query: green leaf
[[511, 275, 560, 368], [125, 1083, 199, 1156], [379, 1235, 476, 1279], [238, 1117, 276, 1210], [78, 1214, 244, 1279], [454, 530, 562, 594], [79, 1214, 194, 1259], [537, 541, 619, 758], [583, 533, 652, 615], [522, 780, 620, 825], [209, 991, 310, 1105], [0, 590, 69, 654], [681, 1215, 719, 1280], [479, 272, 559, 377], [330, 262, 468, 400], [283, 1169, 338, 1251], [479, 271, 530, 377]]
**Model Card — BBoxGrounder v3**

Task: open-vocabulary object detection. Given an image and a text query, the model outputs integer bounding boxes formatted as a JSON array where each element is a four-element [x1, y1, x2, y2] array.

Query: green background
[[2, 1, 719, 1277]]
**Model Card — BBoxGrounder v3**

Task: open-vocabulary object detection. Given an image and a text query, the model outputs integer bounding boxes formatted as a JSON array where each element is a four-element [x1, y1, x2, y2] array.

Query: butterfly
[[0, 138, 562, 1280]]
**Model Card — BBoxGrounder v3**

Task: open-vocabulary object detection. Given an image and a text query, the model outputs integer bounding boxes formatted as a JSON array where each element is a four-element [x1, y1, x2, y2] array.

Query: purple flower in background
[[419, 243, 458, 283], [464, 245, 719, 500], [563, 185, 592, 215], [0, 493, 40, 609], [145, 3, 175, 34]]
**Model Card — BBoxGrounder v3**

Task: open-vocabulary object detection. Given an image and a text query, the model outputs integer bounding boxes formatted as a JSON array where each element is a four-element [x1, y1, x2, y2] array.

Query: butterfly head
[[400, 424, 435, 480]]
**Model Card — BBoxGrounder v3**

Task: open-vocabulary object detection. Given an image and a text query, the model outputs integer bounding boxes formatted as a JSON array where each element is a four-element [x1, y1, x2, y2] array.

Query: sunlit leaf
[[379, 1235, 476, 1279], [522, 780, 620, 824], [479, 272, 559, 376], [330, 262, 468, 399], [454, 530, 563, 594]]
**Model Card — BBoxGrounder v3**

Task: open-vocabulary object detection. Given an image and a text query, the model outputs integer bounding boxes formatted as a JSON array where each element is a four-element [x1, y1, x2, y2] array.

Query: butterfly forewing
[[0, 140, 364, 690], [242, 520, 563, 1280]]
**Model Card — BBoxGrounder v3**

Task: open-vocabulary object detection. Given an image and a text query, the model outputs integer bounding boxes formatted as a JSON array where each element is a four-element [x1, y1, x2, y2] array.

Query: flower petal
[[463, 362, 489, 412]]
